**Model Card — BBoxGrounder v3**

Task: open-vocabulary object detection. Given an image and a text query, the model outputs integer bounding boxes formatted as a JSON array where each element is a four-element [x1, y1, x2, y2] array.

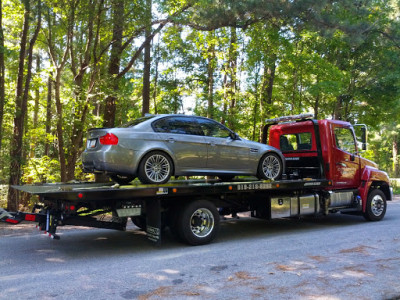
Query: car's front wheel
[[137, 151, 173, 184], [257, 152, 283, 180]]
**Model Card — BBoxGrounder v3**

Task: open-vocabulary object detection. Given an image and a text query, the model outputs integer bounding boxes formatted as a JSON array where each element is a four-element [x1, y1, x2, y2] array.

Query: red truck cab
[[265, 114, 392, 220]]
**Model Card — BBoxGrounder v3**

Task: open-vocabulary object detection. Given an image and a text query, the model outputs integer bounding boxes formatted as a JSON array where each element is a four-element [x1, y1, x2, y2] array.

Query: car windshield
[[119, 116, 155, 128]]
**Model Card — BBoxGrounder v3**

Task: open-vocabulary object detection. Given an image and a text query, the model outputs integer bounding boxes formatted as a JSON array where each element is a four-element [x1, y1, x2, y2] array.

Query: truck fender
[[358, 165, 391, 212]]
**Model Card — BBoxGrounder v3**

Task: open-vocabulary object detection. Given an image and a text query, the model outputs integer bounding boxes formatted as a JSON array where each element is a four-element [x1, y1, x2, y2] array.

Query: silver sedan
[[82, 114, 285, 184]]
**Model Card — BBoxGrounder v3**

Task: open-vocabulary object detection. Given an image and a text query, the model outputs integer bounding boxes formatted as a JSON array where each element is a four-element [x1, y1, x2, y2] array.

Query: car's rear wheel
[[138, 151, 173, 184], [257, 152, 283, 180], [109, 174, 135, 185]]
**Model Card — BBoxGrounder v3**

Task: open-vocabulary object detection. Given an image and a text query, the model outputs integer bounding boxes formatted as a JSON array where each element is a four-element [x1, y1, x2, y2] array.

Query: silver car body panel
[[82, 114, 285, 178]]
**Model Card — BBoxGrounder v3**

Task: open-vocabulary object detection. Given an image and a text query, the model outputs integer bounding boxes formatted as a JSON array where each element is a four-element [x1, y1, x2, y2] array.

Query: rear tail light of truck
[[99, 133, 119, 145]]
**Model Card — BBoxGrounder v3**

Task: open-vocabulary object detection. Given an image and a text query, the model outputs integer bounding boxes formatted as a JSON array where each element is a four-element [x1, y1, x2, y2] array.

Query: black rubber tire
[[137, 151, 173, 184], [131, 216, 146, 230], [109, 174, 135, 185], [257, 152, 283, 180], [363, 189, 387, 221], [176, 200, 220, 246]]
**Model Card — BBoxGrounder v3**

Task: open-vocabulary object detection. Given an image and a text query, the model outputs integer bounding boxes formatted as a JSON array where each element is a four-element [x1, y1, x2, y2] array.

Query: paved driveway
[[1, 198, 399, 299]]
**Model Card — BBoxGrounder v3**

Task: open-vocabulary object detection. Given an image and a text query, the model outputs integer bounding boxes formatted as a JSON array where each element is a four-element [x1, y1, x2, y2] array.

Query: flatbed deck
[[13, 178, 331, 202]]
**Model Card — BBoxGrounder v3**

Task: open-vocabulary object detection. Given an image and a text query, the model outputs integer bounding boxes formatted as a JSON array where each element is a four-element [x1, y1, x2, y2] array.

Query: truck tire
[[138, 151, 173, 184], [176, 200, 220, 246], [363, 189, 387, 221]]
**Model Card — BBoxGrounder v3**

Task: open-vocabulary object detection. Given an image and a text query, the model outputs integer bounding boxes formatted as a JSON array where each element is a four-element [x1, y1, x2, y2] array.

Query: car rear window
[[119, 116, 155, 128]]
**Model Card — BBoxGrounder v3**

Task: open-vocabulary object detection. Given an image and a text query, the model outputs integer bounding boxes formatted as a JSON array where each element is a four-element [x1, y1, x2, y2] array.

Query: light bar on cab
[[265, 113, 314, 124]]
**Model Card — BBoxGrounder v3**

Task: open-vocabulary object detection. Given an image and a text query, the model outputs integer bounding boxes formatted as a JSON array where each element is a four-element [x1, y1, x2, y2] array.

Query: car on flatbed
[[82, 114, 285, 184]]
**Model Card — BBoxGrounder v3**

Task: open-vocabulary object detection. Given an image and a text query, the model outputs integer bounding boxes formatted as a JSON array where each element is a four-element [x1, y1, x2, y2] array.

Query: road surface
[[1, 199, 400, 299]]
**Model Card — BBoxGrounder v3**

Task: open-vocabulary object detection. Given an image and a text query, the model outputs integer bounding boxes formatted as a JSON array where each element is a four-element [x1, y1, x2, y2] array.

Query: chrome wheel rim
[[371, 194, 384, 216], [145, 154, 170, 183], [190, 208, 214, 238], [262, 155, 281, 179]]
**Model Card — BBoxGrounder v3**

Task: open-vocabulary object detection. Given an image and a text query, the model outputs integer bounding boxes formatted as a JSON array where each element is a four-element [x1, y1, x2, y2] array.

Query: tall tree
[[0, 0, 4, 157], [142, 0, 152, 116], [103, 0, 124, 127], [8, 0, 41, 210]]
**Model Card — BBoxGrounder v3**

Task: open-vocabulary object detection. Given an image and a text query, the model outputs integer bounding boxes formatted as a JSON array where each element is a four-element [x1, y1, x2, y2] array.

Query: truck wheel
[[257, 152, 283, 180], [109, 174, 135, 185], [177, 200, 220, 246], [363, 189, 387, 221], [138, 151, 173, 184]]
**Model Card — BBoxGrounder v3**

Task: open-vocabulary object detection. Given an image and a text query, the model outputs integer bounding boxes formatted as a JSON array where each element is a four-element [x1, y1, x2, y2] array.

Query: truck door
[[332, 125, 361, 188]]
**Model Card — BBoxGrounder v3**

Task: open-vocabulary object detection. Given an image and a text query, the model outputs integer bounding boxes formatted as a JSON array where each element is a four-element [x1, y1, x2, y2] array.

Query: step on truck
[[0, 114, 392, 246]]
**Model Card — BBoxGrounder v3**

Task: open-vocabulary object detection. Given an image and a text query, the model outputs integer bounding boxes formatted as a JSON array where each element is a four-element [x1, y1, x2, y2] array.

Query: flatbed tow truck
[[0, 115, 392, 246]]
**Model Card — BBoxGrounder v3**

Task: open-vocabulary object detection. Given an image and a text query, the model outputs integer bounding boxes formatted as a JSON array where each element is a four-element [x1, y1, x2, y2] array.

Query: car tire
[[109, 174, 135, 185], [137, 151, 173, 184], [176, 200, 220, 246], [257, 152, 283, 180], [363, 189, 387, 221]]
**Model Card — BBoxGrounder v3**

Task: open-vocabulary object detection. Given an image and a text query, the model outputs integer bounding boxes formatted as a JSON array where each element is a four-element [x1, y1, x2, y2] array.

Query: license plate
[[87, 139, 97, 149]]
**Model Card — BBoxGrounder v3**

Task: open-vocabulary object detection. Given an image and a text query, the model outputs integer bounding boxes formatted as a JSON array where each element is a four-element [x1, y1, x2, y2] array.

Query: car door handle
[[166, 138, 175, 143], [208, 142, 216, 146]]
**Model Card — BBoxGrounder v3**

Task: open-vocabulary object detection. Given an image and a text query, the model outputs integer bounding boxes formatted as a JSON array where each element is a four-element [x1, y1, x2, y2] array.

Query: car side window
[[334, 127, 356, 153], [197, 118, 231, 138], [153, 117, 203, 135]]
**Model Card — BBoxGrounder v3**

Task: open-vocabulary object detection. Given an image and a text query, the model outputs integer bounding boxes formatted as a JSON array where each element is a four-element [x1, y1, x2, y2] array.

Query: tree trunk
[[142, 0, 152, 116], [334, 95, 344, 120], [260, 55, 276, 121], [0, 0, 5, 157], [393, 138, 399, 177], [44, 75, 52, 157], [54, 70, 67, 182], [8, 0, 41, 210], [104, 0, 124, 127], [152, 48, 159, 114], [227, 27, 237, 130], [206, 31, 215, 119]]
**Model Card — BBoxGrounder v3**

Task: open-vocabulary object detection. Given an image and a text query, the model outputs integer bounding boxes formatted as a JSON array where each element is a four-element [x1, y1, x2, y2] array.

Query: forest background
[[2, 0, 400, 210]]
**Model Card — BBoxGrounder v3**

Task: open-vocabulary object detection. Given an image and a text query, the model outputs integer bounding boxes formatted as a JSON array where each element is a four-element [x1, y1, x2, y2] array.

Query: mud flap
[[146, 199, 162, 246]]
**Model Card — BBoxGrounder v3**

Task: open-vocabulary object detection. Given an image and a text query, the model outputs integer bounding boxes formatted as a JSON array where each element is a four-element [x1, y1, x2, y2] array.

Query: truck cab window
[[279, 132, 312, 151], [334, 127, 356, 153]]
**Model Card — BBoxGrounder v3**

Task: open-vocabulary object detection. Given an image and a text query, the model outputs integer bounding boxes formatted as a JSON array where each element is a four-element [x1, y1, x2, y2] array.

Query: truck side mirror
[[354, 124, 367, 151]]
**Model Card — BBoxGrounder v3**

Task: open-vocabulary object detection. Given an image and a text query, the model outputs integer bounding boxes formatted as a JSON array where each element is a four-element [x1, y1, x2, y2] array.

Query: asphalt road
[[1, 199, 400, 300]]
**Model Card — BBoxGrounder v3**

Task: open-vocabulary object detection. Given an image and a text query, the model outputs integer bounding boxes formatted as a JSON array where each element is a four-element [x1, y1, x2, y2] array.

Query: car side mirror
[[230, 133, 240, 140]]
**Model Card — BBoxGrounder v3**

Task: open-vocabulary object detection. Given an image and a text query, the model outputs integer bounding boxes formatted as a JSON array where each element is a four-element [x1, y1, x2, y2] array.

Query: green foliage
[[1, 0, 400, 195]]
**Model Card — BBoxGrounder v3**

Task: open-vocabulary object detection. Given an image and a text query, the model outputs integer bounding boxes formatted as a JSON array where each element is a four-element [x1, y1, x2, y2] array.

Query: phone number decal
[[237, 183, 272, 191]]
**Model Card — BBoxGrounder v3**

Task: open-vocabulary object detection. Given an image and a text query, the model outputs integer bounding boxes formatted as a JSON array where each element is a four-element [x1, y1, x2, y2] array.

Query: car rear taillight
[[99, 133, 119, 145]]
